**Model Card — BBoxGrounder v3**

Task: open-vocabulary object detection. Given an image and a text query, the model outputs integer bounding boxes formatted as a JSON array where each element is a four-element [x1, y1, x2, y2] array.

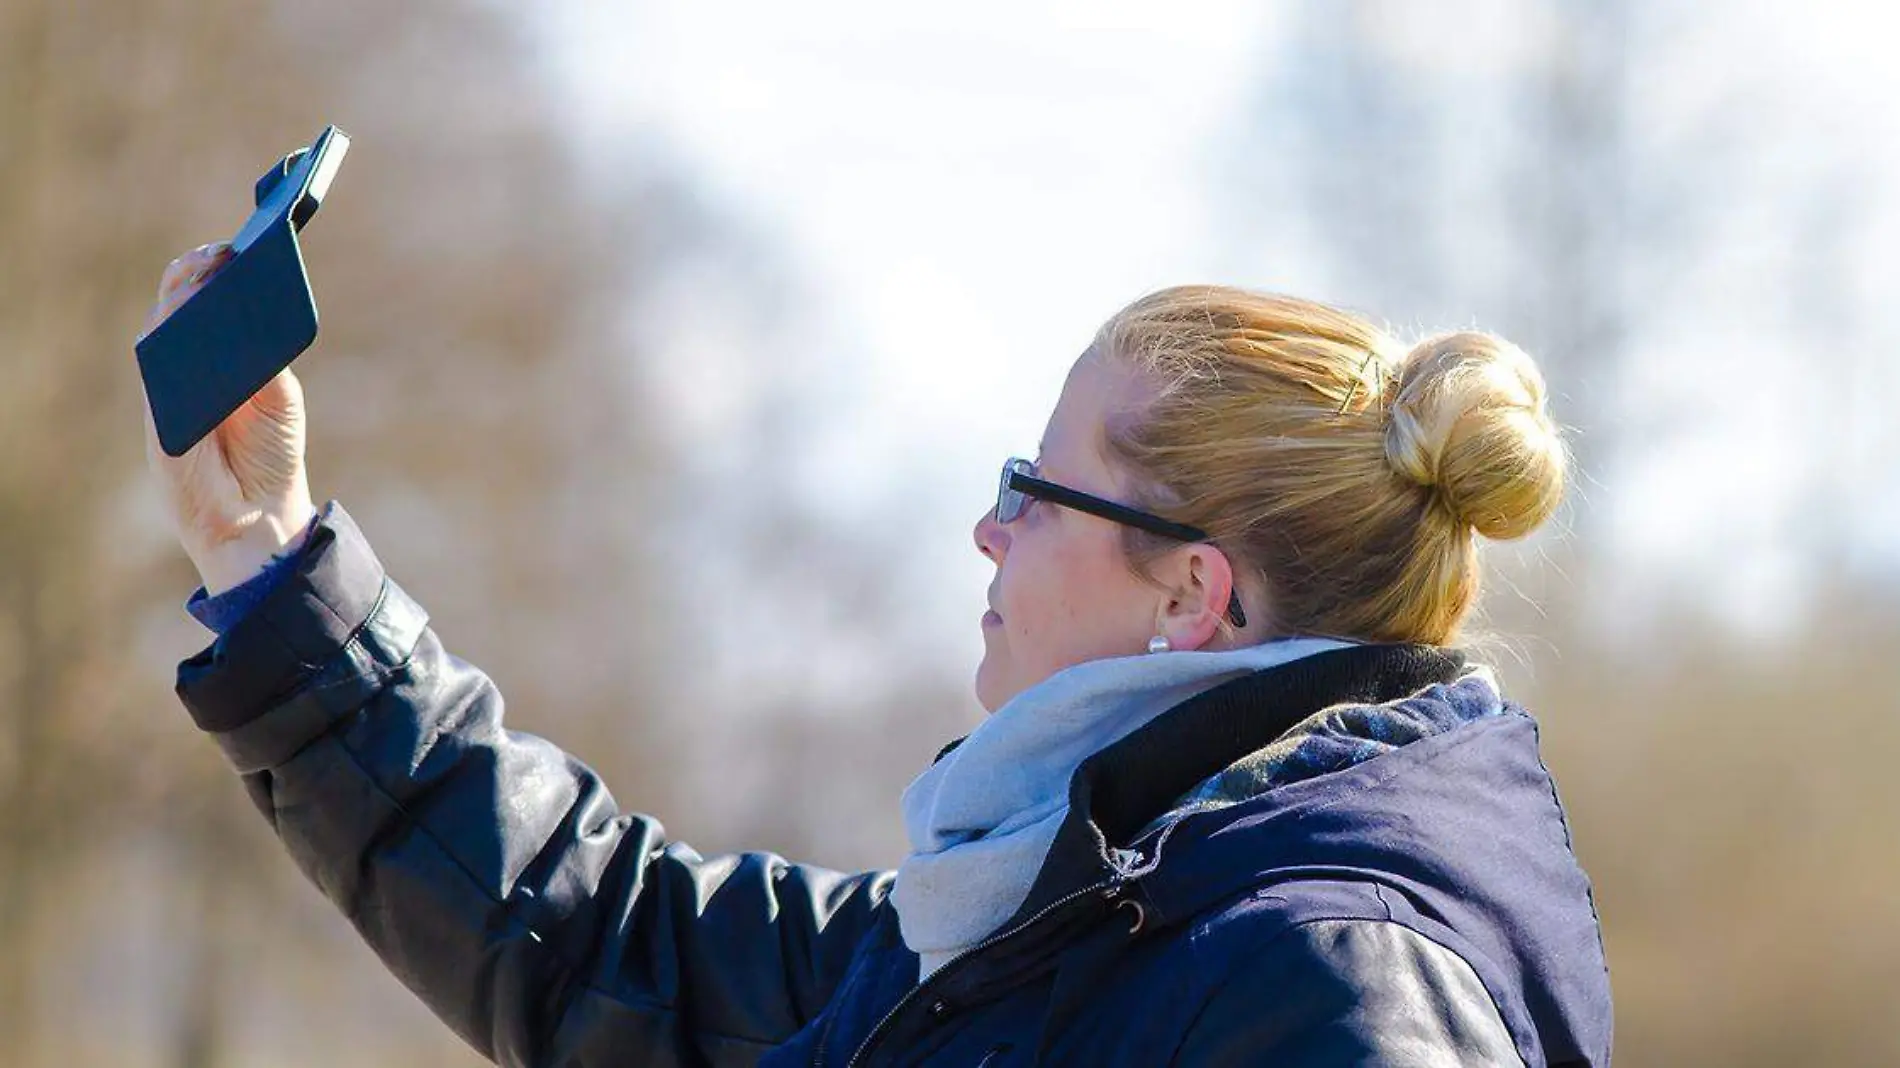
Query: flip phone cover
[[138, 126, 348, 457]]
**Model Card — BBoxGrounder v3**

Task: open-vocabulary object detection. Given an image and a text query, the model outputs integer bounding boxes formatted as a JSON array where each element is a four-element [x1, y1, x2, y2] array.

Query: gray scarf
[[893, 637, 1352, 977]]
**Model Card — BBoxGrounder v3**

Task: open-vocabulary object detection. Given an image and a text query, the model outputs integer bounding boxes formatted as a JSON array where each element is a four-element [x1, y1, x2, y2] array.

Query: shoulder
[[1169, 914, 1523, 1067]]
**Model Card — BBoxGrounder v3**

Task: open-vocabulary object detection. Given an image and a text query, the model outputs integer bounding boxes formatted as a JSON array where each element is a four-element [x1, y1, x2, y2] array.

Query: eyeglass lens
[[996, 458, 1030, 523]]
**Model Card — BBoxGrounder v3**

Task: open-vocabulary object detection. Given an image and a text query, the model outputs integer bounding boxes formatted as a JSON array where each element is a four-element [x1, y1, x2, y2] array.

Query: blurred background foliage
[[0, 1, 1894, 1065]]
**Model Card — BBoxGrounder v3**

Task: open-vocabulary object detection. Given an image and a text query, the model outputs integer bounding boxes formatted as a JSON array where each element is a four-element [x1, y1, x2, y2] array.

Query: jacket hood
[[1017, 644, 1611, 1067]]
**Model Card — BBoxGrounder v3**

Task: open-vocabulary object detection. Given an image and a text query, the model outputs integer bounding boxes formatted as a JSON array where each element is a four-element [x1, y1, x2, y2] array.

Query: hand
[[140, 243, 317, 594]]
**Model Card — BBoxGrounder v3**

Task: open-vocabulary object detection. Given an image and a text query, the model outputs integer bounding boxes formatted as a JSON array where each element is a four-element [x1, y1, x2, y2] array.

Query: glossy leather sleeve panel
[[175, 504, 891, 1067], [1172, 918, 1524, 1068]]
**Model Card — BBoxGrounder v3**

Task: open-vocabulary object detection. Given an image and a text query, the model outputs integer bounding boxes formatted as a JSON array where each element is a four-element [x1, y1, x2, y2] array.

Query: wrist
[[191, 498, 319, 595]]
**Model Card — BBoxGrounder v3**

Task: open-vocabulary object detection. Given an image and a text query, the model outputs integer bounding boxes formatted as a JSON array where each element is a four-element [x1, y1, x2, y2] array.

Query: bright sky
[[536, 3, 1278, 651], [539, 2, 1274, 455], [534, 3, 1900, 645]]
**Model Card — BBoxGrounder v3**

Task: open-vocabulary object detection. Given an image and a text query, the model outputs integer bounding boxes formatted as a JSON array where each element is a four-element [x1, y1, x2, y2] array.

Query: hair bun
[[1382, 332, 1566, 541]]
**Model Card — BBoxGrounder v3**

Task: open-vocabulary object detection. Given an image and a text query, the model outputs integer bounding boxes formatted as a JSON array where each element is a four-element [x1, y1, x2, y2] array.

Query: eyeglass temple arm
[[1009, 472, 1248, 628], [1010, 473, 1205, 540]]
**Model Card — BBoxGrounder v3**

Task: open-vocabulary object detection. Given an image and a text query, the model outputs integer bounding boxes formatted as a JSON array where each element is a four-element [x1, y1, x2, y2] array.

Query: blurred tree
[[0, 1, 709, 1064], [1497, 584, 1900, 1068], [1236, 0, 1455, 325], [619, 229, 981, 869], [1231, 0, 1641, 518], [1501, 0, 1634, 489], [1227, 3, 1900, 1064]]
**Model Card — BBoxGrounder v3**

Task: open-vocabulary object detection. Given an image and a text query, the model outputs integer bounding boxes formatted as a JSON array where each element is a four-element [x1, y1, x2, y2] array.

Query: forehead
[[1040, 351, 1152, 480]]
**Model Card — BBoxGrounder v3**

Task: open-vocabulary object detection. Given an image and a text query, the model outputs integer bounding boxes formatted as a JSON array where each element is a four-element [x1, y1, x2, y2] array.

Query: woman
[[143, 244, 1612, 1066]]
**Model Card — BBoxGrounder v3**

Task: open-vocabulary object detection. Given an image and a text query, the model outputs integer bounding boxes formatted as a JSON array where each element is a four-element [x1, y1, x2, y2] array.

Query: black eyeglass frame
[[996, 457, 1249, 629]]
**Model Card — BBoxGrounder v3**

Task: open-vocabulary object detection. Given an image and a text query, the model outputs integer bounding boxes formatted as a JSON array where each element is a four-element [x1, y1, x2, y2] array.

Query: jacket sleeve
[[174, 503, 892, 1068], [1171, 919, 1523, 1068]]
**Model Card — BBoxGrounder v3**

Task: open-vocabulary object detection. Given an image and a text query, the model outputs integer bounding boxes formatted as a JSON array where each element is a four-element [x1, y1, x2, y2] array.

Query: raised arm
[[142, 245, 889, 1066], [177, 505, 889, 1065]]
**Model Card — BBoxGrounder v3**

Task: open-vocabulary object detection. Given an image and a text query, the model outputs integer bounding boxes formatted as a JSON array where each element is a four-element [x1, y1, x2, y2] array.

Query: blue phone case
[[138, 125, 350, 457]]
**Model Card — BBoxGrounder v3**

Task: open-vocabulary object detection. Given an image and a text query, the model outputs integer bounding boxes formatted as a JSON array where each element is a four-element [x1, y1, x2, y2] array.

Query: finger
[[140, 246, 234, 458], [143, 244, 235, 340], [245, 367, 303, 417], [155, 243, 231, 302]]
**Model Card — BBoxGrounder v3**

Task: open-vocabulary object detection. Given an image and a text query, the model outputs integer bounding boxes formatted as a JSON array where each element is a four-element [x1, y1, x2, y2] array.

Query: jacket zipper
[[835, 877, 1124, 1068]]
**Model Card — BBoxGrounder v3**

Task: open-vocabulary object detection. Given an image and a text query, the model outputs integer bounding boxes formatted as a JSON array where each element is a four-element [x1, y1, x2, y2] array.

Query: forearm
[[177, 505, 578, 1060], [252, 631, 682, 1064]]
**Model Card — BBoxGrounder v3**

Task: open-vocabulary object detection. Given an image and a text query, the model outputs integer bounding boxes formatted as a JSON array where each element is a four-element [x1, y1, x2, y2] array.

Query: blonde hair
[[1095, 286, 1566, 646]]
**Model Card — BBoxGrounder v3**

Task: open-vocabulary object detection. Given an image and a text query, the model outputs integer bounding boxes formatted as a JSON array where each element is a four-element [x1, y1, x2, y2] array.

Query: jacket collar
[[1006, 642, 1468, 927]]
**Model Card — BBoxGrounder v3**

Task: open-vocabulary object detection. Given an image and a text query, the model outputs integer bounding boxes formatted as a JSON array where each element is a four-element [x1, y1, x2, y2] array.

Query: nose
[[974, 505, 1009, 563]]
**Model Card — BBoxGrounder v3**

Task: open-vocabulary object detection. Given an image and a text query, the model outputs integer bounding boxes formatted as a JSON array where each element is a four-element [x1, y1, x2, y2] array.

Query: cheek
[[997, 526, 1142, 670]]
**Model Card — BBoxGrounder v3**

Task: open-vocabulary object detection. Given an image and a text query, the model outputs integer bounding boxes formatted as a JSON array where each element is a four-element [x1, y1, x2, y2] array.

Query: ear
[[1153, 545, 1236, 652]]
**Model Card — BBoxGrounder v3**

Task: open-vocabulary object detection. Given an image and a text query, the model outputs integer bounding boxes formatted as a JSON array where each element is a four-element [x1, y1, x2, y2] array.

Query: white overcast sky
[[533, 2, 1285, 651], [537, 3, 1275, 462], [531, 3, 1900, 642]]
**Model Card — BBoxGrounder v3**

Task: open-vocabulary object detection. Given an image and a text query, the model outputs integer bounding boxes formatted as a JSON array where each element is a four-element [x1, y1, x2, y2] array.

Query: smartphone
[[138, 125, 350, 457]]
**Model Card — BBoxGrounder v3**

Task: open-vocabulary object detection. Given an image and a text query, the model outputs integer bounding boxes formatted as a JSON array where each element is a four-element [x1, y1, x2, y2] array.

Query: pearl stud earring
[[1147, 635, 1172, 654]]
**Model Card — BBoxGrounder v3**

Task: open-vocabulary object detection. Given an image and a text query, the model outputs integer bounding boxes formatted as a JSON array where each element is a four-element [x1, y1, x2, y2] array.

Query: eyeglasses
[[995, 457, 1248, 628]]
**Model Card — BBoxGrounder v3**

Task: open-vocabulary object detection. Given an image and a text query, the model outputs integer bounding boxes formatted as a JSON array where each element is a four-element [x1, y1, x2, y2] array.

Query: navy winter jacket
[[174, 505, 1613, 1066]]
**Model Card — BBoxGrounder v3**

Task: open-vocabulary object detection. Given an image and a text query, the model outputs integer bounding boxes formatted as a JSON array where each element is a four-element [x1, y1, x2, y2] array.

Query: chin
[[973, 658, 1006, 714]]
